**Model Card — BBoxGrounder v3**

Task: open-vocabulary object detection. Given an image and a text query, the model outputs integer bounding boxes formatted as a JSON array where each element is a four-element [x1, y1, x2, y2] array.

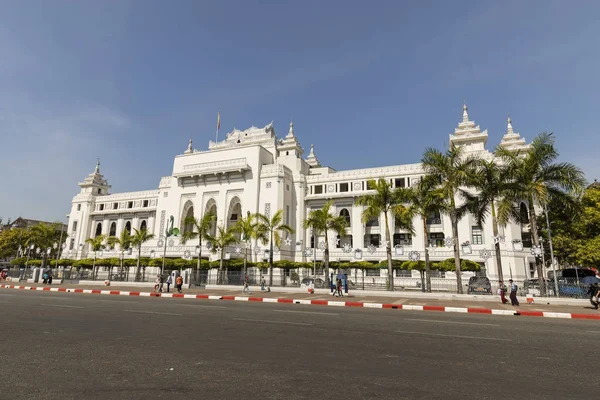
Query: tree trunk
[[120, 251, 124, 280], [196, 237, 202, 285], [451, 214, 463, 294], [135, 247, 141, 282], [384, 213, 394, 291], [93, 254, 97, 280], [324, 232, 330, 287], [243, 242, 248, 277], [219, 248, 224, 285], [491, 201, 504, 281], [528, 196, 546, 296], [423, 217, 431, 293], [269, 231, 274, 286], [420, 270, 425, 292]]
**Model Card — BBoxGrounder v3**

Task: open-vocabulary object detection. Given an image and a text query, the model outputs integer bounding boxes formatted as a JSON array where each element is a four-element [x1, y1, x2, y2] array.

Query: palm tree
[[465, 158, 519, 282], [205, 225, 239, 284], [235, 212, 266, 277], [499, 133, 585, 293], [399, 176, 443, 292], [130, 228, 155, 281], [355, 178, 409, 291], [107, 230, 132, 280], [181, 212, 216, 282], [303, 200, 348, 286], [422, 145, 479, 294], [29, 222, 63, 268], [255, 210, 295, 286], [85, 234, 106, 280]]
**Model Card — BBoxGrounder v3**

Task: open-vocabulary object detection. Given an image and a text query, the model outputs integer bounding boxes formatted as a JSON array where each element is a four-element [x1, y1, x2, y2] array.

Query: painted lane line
[[395, 330, 511, 342], [0, 294, 15, 297], [405, 318, 500, 327], [98, 299, 144, 304], [232, 318, 313, 326], [42, 304, 84, 309], [273, 310, 339, 316], [123, 310, 182, 316]]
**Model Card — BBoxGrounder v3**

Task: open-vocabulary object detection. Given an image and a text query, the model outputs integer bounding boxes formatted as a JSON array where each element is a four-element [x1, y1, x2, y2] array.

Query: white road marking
[[406, 318, 500, 327], [273, 310, 339, 316], [232, 318, 313, 326], [0, 294, 15, 297], [586, 331, 600, 334], [395, 330, 511, 342], [99, 299, 143, 304], [42, 304, 84, 309], [124, 309, 182, 316]]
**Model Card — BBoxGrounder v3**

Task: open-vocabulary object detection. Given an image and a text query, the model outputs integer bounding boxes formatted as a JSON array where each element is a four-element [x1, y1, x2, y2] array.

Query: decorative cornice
[[306, 163, 423, 183]]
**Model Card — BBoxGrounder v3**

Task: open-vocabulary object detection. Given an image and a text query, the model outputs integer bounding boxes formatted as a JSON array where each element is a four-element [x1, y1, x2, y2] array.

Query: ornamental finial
[[507, 114, 513, 134], [462, 103, 469, 122], [95, 158, 100, 173]]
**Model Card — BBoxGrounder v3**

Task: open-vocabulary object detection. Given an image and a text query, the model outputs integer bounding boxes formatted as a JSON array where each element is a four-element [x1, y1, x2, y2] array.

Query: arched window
[[339, 208, 351, 226], [181, 200, 194, 234], [205, 199, 217, 236], [140, 220, 147, 231], [109, 222, 116, 237], [125, 221, 131, 235], [95, 223, 102, 237], [227, 197, 242, 238]]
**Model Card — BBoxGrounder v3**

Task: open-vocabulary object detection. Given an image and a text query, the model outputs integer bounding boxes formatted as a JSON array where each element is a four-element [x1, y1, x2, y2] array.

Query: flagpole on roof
[[215, 111, 221, 143]]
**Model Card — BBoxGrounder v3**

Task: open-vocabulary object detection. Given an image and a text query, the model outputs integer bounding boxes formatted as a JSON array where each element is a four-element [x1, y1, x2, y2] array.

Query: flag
[[217, 111, 220, 131]]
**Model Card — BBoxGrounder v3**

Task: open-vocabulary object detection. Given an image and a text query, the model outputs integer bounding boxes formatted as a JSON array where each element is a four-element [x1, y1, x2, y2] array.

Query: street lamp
[[544, 205, 560, 297]]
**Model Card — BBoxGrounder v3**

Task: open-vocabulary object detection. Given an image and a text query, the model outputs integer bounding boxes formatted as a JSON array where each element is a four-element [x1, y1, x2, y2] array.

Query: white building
[[63, 105, 537, 281]]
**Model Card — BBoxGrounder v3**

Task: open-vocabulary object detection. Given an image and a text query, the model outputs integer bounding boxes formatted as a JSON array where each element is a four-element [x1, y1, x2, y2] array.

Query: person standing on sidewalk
[[166, 275, 172, 293], [260, 276, 266, 291], [175, 275, 183, 293], [242, 275, 251, 295], [498, 281, 508, 304], [154, 275, 161, 293], [509, 279, 519, 306]]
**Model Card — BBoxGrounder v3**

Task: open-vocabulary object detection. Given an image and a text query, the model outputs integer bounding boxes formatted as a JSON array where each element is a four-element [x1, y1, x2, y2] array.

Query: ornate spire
[[184, 138, 193, 154], [462, 103, 469, 123], [287, 120, 295, 138], [500, 115, 529, 152], [306, 144, 321, 167], [507, 115, 514, 134], [95, 158, 100, 174]]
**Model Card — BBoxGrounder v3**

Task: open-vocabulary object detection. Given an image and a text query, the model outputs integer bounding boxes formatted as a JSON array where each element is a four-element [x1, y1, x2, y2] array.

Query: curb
[[2, 284, 599, 321]]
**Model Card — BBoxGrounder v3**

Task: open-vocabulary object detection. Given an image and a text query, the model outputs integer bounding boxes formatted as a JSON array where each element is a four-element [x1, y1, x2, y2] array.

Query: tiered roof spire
[[306, 144, 321, 167]]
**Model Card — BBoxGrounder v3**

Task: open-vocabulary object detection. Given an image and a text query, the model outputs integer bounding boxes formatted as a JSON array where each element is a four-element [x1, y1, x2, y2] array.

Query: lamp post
[[312, 229, 317, 280], [161, 215, 179, 276]]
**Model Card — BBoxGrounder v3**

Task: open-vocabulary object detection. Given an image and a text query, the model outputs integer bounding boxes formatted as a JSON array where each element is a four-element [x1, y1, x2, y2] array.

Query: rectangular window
[[286, 184, 290, 191], [339, 183, 349, 192], [77, 204, 81, 211], [72, 221, 78, 232], [143, 200, 149, 207], [230, 213, 238, 221], [99, 204, 104, 211], [314, 185, 323, 194], [395, 269, 411, 277], [366, 269, 380, 277], [395, 178, 405, 188], [426, 211, 441, 225], [393, 233, 412, 246], [286, 205, 290, 225], [472, 226, 483, 245], [429, 233, 445, 247], [69, 239, 75, 250], [128, 201, 133, 209], [113, 202, 118, 210], [366, 180, 376, 190], [407, 177, 411, 187]]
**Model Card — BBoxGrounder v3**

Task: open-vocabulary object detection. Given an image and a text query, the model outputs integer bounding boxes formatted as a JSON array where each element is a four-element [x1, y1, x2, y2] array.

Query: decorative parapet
[[159, 176, 172, 189], [260, 164, 294, 180], [175, 157, 250, 177], [101, 190, 159, 201], [305, 163, 423, 183]]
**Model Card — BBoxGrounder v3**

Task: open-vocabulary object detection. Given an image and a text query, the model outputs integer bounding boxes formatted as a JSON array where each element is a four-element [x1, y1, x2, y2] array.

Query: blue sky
[[1, 0, 599, 222]]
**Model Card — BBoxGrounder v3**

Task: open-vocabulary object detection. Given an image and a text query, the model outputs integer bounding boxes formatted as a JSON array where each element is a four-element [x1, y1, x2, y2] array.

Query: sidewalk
[[2, 282, 599, 320]]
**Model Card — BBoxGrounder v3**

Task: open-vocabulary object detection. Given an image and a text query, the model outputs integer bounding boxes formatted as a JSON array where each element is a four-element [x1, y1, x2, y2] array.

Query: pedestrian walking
[[509, 279, 519, 306], [260, 276, 266, 291], [158, 274, 164, 293], [154, 275, 161, 293], [498, 280, 508, 304], [166, 275, 172, 293], [42, 272, 49, 285], [47, 270, 53, 285], [175, 275, 183, 293], [242, 275, 251, 295]]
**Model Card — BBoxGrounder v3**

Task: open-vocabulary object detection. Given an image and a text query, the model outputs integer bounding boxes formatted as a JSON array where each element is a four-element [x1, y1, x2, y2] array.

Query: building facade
[[63, 106, 537, 280]]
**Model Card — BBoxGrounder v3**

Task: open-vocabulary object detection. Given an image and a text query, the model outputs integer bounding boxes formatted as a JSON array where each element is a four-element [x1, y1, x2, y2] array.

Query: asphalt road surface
[[1, 290, 597, 400]]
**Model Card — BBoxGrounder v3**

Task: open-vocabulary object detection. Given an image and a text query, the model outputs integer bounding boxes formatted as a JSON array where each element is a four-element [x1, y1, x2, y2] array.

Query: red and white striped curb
[[2, 284, 599, 320]]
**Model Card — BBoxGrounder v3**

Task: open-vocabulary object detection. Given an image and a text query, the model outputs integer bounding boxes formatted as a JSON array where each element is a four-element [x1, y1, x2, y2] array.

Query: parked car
[[467, 276, 492, 295]]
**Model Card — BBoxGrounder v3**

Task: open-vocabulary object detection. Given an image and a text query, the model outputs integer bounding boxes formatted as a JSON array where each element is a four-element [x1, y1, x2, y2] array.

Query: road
[[0, 290, 597, 400]]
